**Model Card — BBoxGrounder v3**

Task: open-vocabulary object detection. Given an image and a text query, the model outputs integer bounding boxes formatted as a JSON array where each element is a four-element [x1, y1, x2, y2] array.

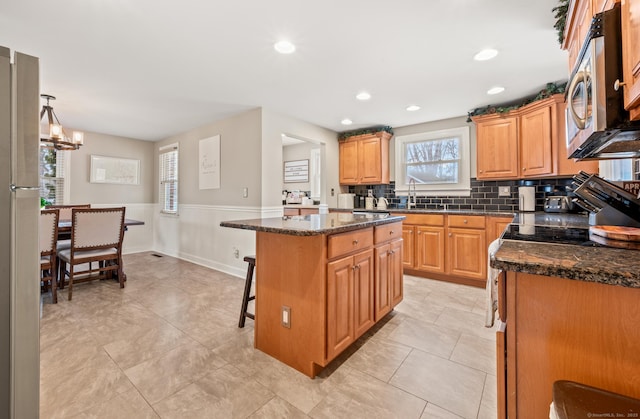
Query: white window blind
[[159, 144, 179, 214], [39, 148, 68, 205]]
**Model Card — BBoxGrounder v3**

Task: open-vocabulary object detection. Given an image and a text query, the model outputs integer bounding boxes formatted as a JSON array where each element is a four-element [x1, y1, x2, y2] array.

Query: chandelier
[[40, 94, 84, 150]]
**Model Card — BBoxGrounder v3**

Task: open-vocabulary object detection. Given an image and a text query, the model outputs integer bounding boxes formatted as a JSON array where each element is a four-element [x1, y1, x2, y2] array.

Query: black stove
[[501, 224, 602, 247]]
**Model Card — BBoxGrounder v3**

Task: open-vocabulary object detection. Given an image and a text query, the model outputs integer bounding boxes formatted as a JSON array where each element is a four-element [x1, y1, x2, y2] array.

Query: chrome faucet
[[407, 178, 417, 209]]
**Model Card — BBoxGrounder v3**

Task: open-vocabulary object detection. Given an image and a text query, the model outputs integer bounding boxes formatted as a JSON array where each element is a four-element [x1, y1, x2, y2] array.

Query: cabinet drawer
[[448, 215, 485, 229], [393, 213, 444, 226], [328, 228, 373, 259], [374, 222, 403, 244]]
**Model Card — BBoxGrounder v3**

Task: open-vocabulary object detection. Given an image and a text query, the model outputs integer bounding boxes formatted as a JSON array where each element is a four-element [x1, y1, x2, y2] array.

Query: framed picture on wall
[[284, 159, 309, 183], [90, 155, 140, 185]]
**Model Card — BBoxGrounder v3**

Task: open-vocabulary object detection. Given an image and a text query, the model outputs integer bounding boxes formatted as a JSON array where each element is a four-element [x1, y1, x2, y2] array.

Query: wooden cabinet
[[283, 207, 319, 216], [564, 0, 593, 71], [339, 132, 391, 185], [373, 223, 403, 320], [447, 215, 486, 283], [395, 212, 496, 287], [475, 115, 519, 179], [487, 216, 514, 243], [327, 248, 374, 361], [519, 103, 553, 177], [475, 95, 598, 180], [621, 0, 640, 119], [498, 271, 640, 418]]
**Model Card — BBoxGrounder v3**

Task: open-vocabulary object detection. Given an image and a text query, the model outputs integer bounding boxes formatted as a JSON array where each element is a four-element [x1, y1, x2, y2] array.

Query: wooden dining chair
[[57, 207, 126, 301], [45, 204, 91, 247], [40, 209, 60, 303]]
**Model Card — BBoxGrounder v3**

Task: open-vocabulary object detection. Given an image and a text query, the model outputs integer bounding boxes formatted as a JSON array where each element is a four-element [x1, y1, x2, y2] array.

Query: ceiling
[[0, 0, 568, 142]]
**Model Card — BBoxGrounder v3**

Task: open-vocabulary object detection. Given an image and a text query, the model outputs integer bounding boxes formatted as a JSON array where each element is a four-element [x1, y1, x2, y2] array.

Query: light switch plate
[[498, 186, 510, 197]]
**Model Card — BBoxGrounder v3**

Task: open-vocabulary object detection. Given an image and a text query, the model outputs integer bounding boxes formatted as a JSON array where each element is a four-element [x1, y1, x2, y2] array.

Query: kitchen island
[[221, 213, 405, 377], [490, 215, 640, 419]]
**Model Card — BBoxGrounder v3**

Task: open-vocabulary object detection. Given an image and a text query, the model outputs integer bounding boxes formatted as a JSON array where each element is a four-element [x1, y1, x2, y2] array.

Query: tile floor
[[40, 252, 498, 419]]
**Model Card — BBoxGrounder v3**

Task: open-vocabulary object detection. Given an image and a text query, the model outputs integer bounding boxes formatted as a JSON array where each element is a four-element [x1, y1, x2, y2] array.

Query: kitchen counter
[[221, 213, 405, 236], [491, 212, 640, 288], [332, 207, 516, 218]]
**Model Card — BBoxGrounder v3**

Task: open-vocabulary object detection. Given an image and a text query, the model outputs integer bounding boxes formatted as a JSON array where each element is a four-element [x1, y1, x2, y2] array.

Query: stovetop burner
[[501, 224, 602, 247]]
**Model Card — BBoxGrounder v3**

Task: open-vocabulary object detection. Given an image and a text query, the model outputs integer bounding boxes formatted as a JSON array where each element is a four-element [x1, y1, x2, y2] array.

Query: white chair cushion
[[58, 247, 118, 263], [39, 212, 57, 253], [56, 239, 71, 251]]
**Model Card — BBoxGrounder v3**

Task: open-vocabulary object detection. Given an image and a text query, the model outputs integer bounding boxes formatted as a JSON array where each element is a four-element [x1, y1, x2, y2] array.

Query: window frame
[[394, 126, 471, 197], [39, 147, 70, 205], [159, 143, 179, 215]]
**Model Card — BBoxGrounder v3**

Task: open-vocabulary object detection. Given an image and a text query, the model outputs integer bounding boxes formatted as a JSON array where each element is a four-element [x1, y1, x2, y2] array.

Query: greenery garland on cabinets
[[553, 0, 570, 45], [338, 125, 394, 141], [466, 82, 567, 122]]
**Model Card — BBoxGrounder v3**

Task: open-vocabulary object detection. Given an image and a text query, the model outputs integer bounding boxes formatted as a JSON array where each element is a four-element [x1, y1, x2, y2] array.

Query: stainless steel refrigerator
[[0, 45, 41, 418]]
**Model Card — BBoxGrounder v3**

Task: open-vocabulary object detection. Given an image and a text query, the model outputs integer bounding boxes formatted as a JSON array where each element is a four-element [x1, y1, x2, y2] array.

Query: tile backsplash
[[348, 178, 577, 212]]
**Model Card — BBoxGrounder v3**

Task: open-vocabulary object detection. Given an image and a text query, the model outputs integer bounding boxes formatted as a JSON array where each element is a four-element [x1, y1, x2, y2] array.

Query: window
[[395, 127, 471, 196], [159, 144, 179, 214], [39, 147, 69, 205]]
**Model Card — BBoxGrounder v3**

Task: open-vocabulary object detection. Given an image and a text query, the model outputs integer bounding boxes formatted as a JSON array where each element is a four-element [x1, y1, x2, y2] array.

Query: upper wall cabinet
[[621, 0, 640, 119], [339, 132, 391, 185], [473, 95, 599, 180]]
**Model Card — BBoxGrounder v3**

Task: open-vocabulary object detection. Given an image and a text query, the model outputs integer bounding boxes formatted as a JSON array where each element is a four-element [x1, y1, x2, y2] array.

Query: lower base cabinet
[[374, 238, 403, 320], [327, 249, 374, 361], [498, 271, 640, 418]]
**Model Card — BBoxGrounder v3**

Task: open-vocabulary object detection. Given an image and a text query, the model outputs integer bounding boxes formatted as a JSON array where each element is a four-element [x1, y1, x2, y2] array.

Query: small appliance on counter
[[544, 196, 570, 213], [337, 193, 355, 209], [286, 190, 305, 204], [571, 171, 640, 227]]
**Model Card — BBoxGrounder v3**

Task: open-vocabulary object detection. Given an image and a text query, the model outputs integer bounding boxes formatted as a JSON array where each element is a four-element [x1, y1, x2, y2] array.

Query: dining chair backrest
[[39, 209, 59, 255], [71, 207, 126, 251], [45, 204, 91, 221]]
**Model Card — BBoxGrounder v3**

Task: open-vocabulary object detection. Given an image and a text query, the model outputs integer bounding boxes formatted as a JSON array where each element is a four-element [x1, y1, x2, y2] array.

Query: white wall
[[67, 129, 155, 254], [282, 142, 317, 192]]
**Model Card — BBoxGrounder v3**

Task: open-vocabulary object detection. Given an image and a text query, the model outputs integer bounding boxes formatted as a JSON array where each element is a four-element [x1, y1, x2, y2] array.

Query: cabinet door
[[327, 256, 354, 361], [283, 208, 300, 216], [496, 323, 507, 419], [488, 216, 514, 244], [390, 239, 404, 307], [358, 136, 383, 184], [374, 244, 392, 320], [339, 140, 359, 184], [476, 116, 519, 179], [622, 0, 640, 118], [299, 208, 319, 215], [416, 226, 446, 274], [401, 226, 415, 268], [353, 249, 375, 338], [447, 227, 486, 282], [520, 105, 554, 177]]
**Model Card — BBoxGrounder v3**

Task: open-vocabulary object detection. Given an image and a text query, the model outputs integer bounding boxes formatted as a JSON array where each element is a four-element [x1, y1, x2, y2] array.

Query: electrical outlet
[[243, 187, 248, 198], [232, 246, 239, 259], [282, 306, 291, 328], [498, 186, 511, 197]]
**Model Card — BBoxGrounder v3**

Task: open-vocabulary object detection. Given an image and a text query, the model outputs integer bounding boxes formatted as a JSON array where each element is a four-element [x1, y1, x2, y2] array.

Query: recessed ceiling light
[[274, 40, 296, 54], [356, 92, 371, 101], [474, 48, 498, 61], [406, 105, 421, 112], [487, 86, 505, 95], [341, 118, 353, 125]]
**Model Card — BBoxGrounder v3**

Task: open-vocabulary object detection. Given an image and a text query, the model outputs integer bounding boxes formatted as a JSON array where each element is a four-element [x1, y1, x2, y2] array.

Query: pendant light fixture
[[40, 94, 84, 150]]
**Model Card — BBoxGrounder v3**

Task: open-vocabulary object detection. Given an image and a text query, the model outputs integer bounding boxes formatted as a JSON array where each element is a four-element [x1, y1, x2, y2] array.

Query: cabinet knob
[[614, 79, 626, 91], [448, 233, 452, 237], [390, 230, 394, 235], [463, 219, 468, 224], [522, 168, 526, 171], [353, 240, 359, 245], [417, 231, 421, 235]]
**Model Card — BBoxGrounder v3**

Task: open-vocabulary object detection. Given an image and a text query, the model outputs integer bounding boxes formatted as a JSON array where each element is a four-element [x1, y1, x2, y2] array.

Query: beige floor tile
[[390, 350, 486, 419], [477, 374, 497, 419], [152, 364, 273, 419], [103, 320, 194, 370], [124, 340, 227, 404], [343, 337, 412, 382], [435, 307, 496, 341], [421, 403, 464, 418], [309, 368, 426, 419], [40, 351, 134, 419], [386, 317, 460, 358], [212, 327, 282, 377], [247, 396, 309, 418], [449, 333, 496, 374], [70, 389, 159, 419], [393, 295, 446, 323]]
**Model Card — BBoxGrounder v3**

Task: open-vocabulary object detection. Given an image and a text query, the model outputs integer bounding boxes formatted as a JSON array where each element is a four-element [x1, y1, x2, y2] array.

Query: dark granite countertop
[[492, 212, 640, 288], [332, 207, 516, 218], [221, 213, 405, 236]]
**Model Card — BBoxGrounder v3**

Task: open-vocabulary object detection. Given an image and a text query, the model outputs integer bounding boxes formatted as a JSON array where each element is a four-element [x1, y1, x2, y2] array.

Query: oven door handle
[[567, 69, 588, 130]]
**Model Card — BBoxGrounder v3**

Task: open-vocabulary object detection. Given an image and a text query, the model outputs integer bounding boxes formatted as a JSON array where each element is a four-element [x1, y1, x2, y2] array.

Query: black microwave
[[566, 4, 640, 160]]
